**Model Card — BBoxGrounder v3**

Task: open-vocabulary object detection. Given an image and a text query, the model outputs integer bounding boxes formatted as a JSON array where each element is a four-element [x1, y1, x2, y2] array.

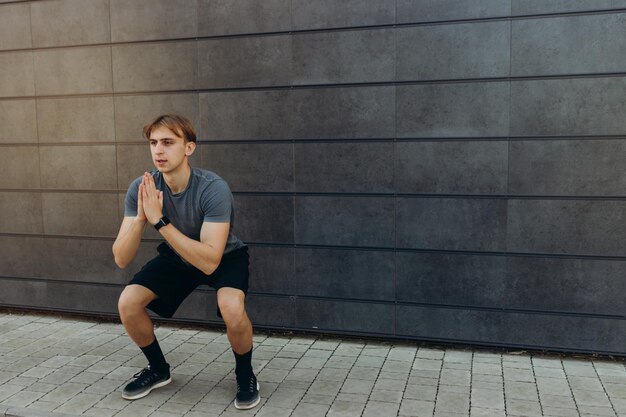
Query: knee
[[218, 297, 245, 327], [118, 289, 144, 320]]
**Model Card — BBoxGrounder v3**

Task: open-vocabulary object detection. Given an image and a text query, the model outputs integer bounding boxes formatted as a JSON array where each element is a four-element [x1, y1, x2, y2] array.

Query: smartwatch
[[153, 216, 170, 231]]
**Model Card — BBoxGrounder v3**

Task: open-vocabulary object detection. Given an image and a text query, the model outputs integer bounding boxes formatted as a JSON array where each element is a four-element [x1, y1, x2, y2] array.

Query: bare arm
[[158, 221, 229, 275], [140, 172, 229, 275], [112, 181, 148, 268]]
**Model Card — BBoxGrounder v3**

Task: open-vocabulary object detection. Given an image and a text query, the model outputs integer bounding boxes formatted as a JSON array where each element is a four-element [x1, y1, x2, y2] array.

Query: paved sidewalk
[[0, 312, 625, 417]]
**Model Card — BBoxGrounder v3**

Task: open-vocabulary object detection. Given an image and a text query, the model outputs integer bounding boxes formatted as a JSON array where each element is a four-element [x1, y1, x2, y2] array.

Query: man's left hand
[[141, 172, 164, 225]]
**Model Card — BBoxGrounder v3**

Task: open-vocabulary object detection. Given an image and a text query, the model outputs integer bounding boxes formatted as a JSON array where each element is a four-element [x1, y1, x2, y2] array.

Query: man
[[112, 114, 259, 410]]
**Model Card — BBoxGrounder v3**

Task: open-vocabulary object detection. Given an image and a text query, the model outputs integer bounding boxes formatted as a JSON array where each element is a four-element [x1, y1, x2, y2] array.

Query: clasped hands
[[136, 172, 164, 225]]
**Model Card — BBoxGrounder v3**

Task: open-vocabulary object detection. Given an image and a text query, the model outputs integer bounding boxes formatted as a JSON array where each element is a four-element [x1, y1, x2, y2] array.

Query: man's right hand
[[136, 180, 148, 223]]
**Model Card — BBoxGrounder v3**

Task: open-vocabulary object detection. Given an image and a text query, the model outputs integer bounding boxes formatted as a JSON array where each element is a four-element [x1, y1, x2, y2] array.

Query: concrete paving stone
[[348, 366, 380, 381], [169, 387, 208, 405], [281, 343, 310, 353], [374, 377, 406, 391], [308, 379, 343, 396], [340, 378, 375, 394], [506, 398, 543, 416], [383, 359, 412, 374], [311, 340, 339, 351], [398, 398, 434, 416], [605, 382, 626, 399], [536, 377, 573, 396], [443, 361, 472, 371], [157, 400, 194, 414], [568, 376, 605, 393], [84, 360, 120, 375], [417, 348, 445, 360], [335, 392, 369, 403], [505, 381, 539, 400], [440, 369, 471, 386], [255, 405, 293, 417], [69, 371, 104, 384], [25, 382, 58, 394], [444, 350, 473, 362], [533, 357, 563, 368], [540, 393, 577, 409], [596, 367, 626, 378], [104, 366, 144, 381], [68, 355, 105, 368], [278, 379, 311, 390], [2, 390, 44, 407], [292, 401, 330, 417], [594, 361, 626, 371], [187, 400, 227, 414], [404, 382, 437, 401], [301, 393, 336, 405], [84, 405, 120, 416], [433, 410, 468, 417], [355, 355, 385, 368], [564, 363, 598, 378], [362, 346, 391, 357], [186, 352, 219, 364], [258, 367, 289, 383], [434, 390, 470, 413], [572, 388, 613, 407], [265, 387, 307, 408], [369, 389, 404, 403], [471, 381, 502, 391], [114, 402, 157, 417], [171, 343, 204, 355], [471, 406, 507, 416], [35, 371, 75, 385], [388, 347, 417, 362], [503, 367, 535, 383], [327, 399, 365, 417], [472, 362, 502, 376], [285, 367, 319, 382], [325, 355, 357, 369], [266, 357, 298, 370], [201, 386, 234, 405], [84, 378, 124, 395], [535, 366, 567, 379], [304, 349, 334, 360], [439, 384, 470, 395], [7, 376, 38, 387], [317, 367, 349, 382], [0, 371, 18, 385], [276, 349, 306, 359], [296, 357, 328, 369], [334, 345, 363, 358], [172, 362, 207, 377], [39, 382, 85, 403], [362, 400, 400, 417], [471, 388, 504, 409], [473, 352, 501, 363], [600, 375, 626, 386], [7, 357, 47, 373], [578, 406, 617, 416], [413, 359, 443, 372], [54, 392, 103, 414], [261, 337, 291, 347], [378, 371, 409, 381], [93, 391, 129, 411], [26, 400, 58, 412], [202, 342, 232, 355]]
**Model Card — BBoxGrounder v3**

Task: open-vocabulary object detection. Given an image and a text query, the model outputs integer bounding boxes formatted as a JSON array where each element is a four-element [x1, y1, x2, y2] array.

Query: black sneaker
[[122, 366, 172, 400], [234, 373, 260, 410]]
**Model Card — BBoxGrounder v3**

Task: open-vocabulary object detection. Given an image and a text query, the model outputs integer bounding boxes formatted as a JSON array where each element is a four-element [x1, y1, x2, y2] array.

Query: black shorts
[[128, 242, 249, 319]]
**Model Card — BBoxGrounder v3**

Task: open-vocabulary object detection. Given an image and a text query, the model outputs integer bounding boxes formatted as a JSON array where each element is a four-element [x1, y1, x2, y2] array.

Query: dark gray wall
[[1, 0, 626, 355]]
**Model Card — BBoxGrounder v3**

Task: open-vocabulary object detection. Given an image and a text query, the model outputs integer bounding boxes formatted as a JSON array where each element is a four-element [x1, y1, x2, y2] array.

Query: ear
[[185, 141, 197, 156]]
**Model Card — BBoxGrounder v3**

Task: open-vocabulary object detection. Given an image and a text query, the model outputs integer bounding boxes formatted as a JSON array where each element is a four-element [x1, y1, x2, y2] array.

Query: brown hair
[[143, 114, 197, 143]]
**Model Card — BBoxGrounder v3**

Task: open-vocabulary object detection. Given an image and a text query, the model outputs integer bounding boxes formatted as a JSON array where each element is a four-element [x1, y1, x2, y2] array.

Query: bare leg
[[118, 284, 159, 347], [217, 287, 253, 354]]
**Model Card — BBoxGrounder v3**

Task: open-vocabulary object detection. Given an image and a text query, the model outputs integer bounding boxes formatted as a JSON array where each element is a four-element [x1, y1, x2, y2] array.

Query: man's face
[[148, 126, 194, 173]]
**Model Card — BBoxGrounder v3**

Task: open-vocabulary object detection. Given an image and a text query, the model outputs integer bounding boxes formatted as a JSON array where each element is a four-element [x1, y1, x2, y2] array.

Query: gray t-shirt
[[124, 167, 245, 254]]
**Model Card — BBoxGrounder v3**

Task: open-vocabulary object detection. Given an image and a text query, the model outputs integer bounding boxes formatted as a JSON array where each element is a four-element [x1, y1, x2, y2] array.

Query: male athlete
[[112, 114, 259, 410]]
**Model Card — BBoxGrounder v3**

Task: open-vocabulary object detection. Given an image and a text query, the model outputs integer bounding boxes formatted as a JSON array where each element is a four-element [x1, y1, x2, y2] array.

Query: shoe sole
[[122, 376, 172, 400], [234, 381, 261, 410]]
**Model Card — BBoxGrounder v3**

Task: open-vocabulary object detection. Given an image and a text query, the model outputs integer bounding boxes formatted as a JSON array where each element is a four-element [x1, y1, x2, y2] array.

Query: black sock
[[140, 338, 168, 372], [233, 346, 253, 378]]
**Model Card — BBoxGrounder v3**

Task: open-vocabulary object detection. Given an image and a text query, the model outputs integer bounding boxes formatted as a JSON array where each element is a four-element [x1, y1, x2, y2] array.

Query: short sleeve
[[201, 179, 232, 223], [124, 177, 142, 217]]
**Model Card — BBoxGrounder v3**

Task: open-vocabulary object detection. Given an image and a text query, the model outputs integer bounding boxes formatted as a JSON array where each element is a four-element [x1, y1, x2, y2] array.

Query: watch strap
[[153, 216, 170, 231]]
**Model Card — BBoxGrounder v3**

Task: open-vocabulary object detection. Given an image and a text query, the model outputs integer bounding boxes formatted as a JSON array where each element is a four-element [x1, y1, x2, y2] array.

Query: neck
[[163, 163, 191, 194]]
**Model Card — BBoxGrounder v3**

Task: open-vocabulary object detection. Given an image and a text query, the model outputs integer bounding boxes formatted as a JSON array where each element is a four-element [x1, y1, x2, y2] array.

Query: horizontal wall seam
[[4, 72, 626, 102], [5, 136, 626, 147], [2, 7, 626, 54], [3, 233, 626, 261], [0, 277, 622, 320]]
